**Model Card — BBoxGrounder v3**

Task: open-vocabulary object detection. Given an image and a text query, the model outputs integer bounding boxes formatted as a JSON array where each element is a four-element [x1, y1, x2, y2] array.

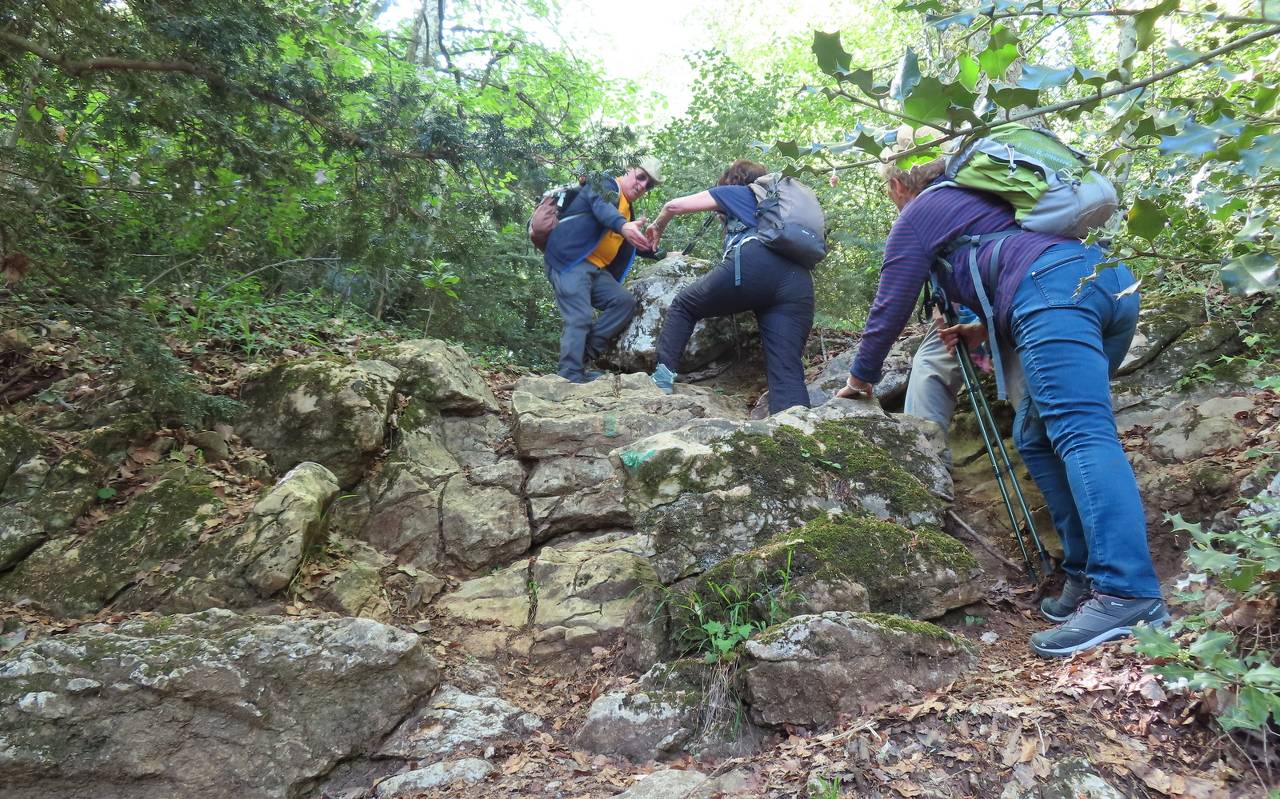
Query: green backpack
[[921, 124, 1119, 400], [925, 123, 1119, 238]]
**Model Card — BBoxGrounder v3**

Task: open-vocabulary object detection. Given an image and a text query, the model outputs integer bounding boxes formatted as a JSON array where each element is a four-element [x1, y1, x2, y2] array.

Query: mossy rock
[[741, 610, 976, 728], [626, 415, 948, 583], [0, 468, 224, 616], [237, 357, 395, 488], [22, 449, 116, 534], [0, 415, 47, 491], [667, 514, 981, 656]]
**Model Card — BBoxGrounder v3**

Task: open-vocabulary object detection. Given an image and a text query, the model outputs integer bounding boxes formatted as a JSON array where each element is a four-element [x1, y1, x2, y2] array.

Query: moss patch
[[0, 469, 224, 615], [690, 514, 977, 620]]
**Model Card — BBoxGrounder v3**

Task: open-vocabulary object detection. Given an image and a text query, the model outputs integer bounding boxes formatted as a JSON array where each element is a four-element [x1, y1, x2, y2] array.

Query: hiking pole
[[681, 214, 718, 256], [928, 279, 1054, 583]]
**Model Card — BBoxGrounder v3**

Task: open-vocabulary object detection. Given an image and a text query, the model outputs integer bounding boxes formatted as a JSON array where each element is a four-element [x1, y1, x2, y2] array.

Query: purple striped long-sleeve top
[[850, 185, 1065, 385]]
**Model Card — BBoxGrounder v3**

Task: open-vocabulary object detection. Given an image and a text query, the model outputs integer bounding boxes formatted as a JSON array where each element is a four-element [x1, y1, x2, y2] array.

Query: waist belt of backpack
[[936, 228, 1021, 400], [723, 234, 760, 287]]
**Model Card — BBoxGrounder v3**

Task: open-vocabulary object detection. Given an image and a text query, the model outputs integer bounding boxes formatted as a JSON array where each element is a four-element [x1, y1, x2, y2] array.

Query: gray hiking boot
[[651, 363, 676, 395], [1030, 594, 1170, 658], [1040, 575, 1091, 623]]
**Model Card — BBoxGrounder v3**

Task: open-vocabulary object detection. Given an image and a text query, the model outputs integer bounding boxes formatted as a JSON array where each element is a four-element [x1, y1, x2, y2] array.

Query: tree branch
[[0, 30, 460, 163], [834, 24, 1280, 171]]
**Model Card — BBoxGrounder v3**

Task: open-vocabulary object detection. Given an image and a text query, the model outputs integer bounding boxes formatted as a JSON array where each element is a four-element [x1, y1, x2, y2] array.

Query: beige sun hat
[[637, 156, 663, 185]]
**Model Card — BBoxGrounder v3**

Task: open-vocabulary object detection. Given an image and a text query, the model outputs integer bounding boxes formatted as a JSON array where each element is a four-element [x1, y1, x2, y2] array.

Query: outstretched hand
[[621, 219, 650, 250], [645, 224, 663, 250], [937, 320, 987, 357], [835, 375, 874, 400]]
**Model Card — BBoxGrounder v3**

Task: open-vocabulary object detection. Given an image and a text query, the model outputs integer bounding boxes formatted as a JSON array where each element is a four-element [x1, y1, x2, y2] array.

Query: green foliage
[[808, 775, 842, 799], [2, 0, 643, 370], [795, 2, 1280, 305], [662, 544, 804, 663], [1134, 504, 1280, 736]]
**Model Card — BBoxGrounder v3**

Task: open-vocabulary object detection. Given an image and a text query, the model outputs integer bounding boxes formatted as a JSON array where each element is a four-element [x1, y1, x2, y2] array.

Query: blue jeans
[[547, 261, 638, 381], [1009, 243, 1160, 599]]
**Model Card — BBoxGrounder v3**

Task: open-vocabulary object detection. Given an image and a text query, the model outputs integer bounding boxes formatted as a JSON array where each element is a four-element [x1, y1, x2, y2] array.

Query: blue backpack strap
[[937, 228, 1021, 399]]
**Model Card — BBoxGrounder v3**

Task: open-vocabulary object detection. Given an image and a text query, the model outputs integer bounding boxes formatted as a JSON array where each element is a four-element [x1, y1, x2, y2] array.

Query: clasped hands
[[620, 218, 672, 253]]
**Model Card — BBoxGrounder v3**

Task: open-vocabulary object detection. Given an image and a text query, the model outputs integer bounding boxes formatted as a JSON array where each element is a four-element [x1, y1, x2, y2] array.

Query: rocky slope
[[0, 269, 1275, 798]]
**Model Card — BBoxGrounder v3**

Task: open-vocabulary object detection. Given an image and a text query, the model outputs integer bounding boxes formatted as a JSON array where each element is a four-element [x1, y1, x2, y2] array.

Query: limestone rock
[[0, 415, 45, 492], [330, 404, 523, 571], [0, 469, 223, 616], [329, 455, 449, 569], [530, 532, 659, 660], [22, 448, 114, 534], [513, 373, 742, 460], [436, 559, 531, 629], [741, 611, 975, 728], [673, 515, 979, 646], [237, 357, 395, 487], [753, 330, 922, 418], [1145, 395, 1253, 463], [0, 610, 439, 799], [513, 373, 741, 540], [614, 769, 709, 799], [618, 401, 949, 583], [379, 338, 499, 414], [373, 759, 495, 797], [574, 661, 704, 762], [438, 533, 659, 662], [0, 506, 43, 572], [239, 462, 340, 595], [120, 463, 338, 614], [601, 254, 759, 374], [310, 540, 393, 620], [378, 684, 542, 759], [440, 477, 530, 571]]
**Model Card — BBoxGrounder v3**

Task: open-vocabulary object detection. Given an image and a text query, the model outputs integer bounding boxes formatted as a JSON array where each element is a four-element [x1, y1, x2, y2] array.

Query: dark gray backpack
[[747, 174, 828, 268]]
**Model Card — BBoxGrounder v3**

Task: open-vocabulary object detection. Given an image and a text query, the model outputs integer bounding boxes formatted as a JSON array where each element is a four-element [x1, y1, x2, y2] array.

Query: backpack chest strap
[[935, 228, 1021, 400]]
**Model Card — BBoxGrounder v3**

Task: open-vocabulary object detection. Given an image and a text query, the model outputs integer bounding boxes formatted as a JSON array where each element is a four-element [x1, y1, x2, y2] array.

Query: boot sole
[[1031, 613, 1171, 658]]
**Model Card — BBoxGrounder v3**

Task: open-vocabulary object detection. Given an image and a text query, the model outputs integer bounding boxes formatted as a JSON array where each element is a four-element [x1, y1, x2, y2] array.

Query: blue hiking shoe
[[651, 363, 676, 395], [1040, 575, 1091, 623], [1031, 594, 1170, 658]]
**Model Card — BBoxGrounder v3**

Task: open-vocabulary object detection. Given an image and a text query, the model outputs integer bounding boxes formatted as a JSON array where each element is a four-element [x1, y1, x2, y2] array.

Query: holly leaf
[[957, 54, 980, 92], [774, 140, 801, 159], [1237, 213, 1269, 242], [891, 47, 921, 102], [903, 76, 951, 126], [979, 42, 1019, 78], [1135, 0, 1179, 52], [1220, 253, 1278, 296], [1074, 67, 1111, 88], [1126, 197, 1167, 242], [929, 9, 979, 30], [1240, 135, 1280, 177], [1252, 84, 1279, 114], [991, 85, 1039, 110], [1165, 44, 1201, 65], [1017, 63, 1075, 90], [813, 31, 852, 76], [1159, 122, 1222, 156], [838, 67, 884, 97]]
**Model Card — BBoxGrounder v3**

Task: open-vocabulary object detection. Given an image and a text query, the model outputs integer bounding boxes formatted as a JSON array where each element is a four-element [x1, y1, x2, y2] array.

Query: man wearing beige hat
[[543, 157, 663, 383]]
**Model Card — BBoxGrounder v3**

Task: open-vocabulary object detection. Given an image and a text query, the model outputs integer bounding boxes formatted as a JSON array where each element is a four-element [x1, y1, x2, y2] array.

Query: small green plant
[[417, 258, 460, 338], [808, 775, 842, 799], [963, 614, 986, 627], [1134, 506, 1280, 736], [662, 544, 805, 663]]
